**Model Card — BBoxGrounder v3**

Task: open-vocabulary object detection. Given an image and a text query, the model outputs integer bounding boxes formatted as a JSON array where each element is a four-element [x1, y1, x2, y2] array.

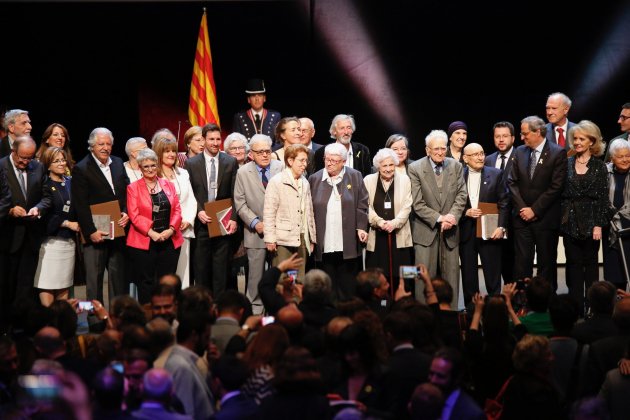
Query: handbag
[[484, 375, 513, 420]]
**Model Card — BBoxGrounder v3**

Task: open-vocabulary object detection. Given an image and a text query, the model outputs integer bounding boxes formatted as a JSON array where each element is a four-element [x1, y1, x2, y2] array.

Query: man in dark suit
[[485, 121, 517, 284], [72, 127, 130, 303], [408, 130, 467, 307], [429, 348, 485, 420], [313, 114, 372, 177], [545, 92, 576, 152], [212, 355, 259, 420], [232, 78, 281, 141], [0, 136, 50, 326], [459, 143, 509, 306], [508, 116, 567, 288], [0, 109, 32, 158], [604, 102, 630, 162], [299, 117, 323, 152], [186, 123, 238, 298], [0, 166, 11, 226]]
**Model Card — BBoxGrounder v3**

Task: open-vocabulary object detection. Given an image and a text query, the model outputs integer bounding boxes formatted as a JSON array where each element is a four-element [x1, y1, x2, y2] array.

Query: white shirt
[[204, 150, 219, 198], [467, 169, 481, 208], [555, 122, 568, 142], [494, 147, 513, 170], [9, 154, 27, 191], [322, 168, 345, 253], [344, 143, 354, 169], [91, 153, 115, 194]]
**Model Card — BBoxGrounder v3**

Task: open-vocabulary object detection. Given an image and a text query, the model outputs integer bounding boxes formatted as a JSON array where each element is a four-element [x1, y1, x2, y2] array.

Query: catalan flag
[[189, 10, 220, 127]]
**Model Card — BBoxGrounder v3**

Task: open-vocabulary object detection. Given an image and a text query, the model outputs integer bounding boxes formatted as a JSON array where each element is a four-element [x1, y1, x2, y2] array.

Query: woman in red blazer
[[127, 148, 183, 303]]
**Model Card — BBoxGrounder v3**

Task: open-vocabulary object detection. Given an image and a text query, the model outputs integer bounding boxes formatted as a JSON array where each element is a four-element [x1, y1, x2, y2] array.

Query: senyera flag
[[189, 9, 220, 127]]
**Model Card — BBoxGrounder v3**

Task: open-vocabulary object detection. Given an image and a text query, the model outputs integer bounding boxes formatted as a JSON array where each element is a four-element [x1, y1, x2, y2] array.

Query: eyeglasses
[[390, 147, 408, 152], [251, 149, 272, 156], [520, 131, 531, 136], [228, 146, 246, 152], [620, 114, 630, 121], [465, 152, 485, 158], [325, 158, 344, 165], [427, 147, 447, 152], [16, 154, 33, 162], [141, 164, 157, 170], [52, 159, 67, 164]]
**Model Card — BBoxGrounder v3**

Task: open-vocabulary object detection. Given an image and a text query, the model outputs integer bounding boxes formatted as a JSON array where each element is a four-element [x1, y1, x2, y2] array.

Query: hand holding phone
[[78, 301, 94, 313], [286, 270, 298, 285], [400, 265, 419, 279], [261, 316, 275, 326]]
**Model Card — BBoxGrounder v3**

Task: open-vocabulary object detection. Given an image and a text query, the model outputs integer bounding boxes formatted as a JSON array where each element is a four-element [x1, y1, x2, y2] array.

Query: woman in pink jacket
[[127, 148, 182, 303]]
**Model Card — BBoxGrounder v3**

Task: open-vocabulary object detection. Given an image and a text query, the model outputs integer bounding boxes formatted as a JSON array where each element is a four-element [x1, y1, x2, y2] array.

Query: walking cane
[[616, 227, 630, 292], [388, 232, 394, 299]]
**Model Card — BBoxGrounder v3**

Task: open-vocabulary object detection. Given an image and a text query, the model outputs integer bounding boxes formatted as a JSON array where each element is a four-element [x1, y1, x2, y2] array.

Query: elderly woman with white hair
[[123, 137, 148, 182], [603, 138, 630, 290], [363, 148, 413, 294], [224, 132, 249, 166], [309, 142, 369, 301]]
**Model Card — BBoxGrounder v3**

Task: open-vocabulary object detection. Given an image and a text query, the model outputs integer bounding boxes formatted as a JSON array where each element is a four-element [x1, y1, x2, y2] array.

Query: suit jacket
[[210, 317, 242, 354], [545, 121, 576, 151], [308, 167, 369, 261], [126, 178, 183, 250], [363, 171, 413, 251], [448, 389, 485, 420], [185, 152, 238, 237], [42, 176, 77, 238], [507, 141, 567, 229], [71, 154, 130, 243], [485, 149, 516, 177], [459, 166, 509, 243], [213, 392, 259, 420], [383, 346, 431, 418], [0, 136, 11, 158], [0, 165, 12, 226], [310, 141, 323, 152], [407, 157, 467, 249], [0, 156, 51, 252], [234, 160, 283, 248], [232, 108, 281, 139], [313, 141, 372, 177]]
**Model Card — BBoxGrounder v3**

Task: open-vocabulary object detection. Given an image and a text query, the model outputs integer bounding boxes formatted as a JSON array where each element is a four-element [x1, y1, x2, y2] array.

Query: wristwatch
[[241, 324, 250, 332]]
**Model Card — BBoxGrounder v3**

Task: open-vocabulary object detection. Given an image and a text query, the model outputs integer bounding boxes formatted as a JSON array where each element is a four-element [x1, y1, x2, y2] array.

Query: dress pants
[[194, 231, 230, 299], [318, 252, 359, 302], [460, 237, 502, 306], [414, 234, 460, 309], [83, 237, 127, 304], [513, 224, 559, 290], [128, 240, 180, 304]]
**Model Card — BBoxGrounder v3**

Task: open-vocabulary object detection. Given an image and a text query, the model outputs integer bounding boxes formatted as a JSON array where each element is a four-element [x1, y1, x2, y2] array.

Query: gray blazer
[[308, 167, 368, 261], [233, 160, 283, 248], [408, 157, 467, 249]]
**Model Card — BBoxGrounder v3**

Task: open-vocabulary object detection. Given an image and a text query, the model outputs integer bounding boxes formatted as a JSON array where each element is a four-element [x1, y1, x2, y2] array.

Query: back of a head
[[213, 355, 250, 392], [216, 290, 247, 316], [176, 310, 211, 344], [525, 276, 552, 313], [178, 285, 213, 320], [431, 278, 453, 305], [34, 326, 64, 359], [277, 304, 304, 332], [49, 300, 78, 340], [146, 317, 175, 355], [111, 295, 146, 329], [612, 297, 630, 332], [273, 346, 323, 393], [158, 273, 182, 299], [512, 334, 551, 374], [93, 367, 125, 410], [482, 296, 509, 340], [409, 382, 444, 420], [143, 368, 173, 403], [383, 311, 414, 343], [243, 324, 290, 370], [302, 269, 333, 302], [549, 294, 580, 334], [587, 281, 616, 315], [355, 270, 381, 302]]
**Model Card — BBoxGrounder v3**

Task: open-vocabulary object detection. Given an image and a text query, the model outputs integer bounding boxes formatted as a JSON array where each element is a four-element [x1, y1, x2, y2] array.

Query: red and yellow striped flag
[[189, 10, 220, 127]]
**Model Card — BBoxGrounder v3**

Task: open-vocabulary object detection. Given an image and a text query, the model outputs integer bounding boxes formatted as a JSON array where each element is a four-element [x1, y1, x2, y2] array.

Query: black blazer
[[0, 165, 11, 226], [0, 137, 11, 158], [313, 141, 373, 177], [460, 166, 510, 242], [185, 151, 238, 236], [71, 154, 129, 243], [507, 141, 567, 229], [0, 156, 51, 252], [485, 150, 516, 177], [232, 108, 281, 140]]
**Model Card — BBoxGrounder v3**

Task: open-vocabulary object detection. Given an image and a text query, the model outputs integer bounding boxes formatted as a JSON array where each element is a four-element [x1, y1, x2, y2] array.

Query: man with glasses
[[508, 116, 567, 290], [604, 102, 630, 162], [1, 109, 32, 158], [72, 127, 130, 304], [459, 143, 509, 307], [0, 136, 50, 328], [233, 134, 282, 313], [408, 130, 467, 307]]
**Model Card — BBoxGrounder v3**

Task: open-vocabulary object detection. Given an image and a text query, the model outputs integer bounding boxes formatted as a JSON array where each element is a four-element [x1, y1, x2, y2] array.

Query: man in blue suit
[[459, 143, 509, 306], [545, 92, 575, 152]]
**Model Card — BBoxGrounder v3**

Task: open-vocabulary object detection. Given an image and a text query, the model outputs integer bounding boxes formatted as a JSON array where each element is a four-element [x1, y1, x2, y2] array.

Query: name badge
[[62, 205, 70, 213], [210, 182, 217, 189], [152, 205, 160, 213], [384, 201, 392, 209]]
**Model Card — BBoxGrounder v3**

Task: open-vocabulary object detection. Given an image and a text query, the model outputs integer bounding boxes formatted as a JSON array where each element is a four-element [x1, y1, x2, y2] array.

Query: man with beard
[[313, 114, 372, 177], [0, 109, 32, 158], [150, 284, 178, 329]]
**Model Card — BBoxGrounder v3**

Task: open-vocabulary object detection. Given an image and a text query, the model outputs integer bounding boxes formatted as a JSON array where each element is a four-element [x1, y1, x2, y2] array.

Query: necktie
[[434, 163, 442, 176], [254, 114, 262, 132], [208, 158, 216, 201], [261, 167, 268, 189], [17, 169, 27, 198], [500, 154, 506, 170], [557, 127, 565, 147], [529, 149, 537, 179]]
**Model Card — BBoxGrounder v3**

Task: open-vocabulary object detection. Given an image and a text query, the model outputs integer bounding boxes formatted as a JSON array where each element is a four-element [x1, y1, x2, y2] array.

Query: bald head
[[277, 304, 303, 330], [34, 326, 65, 359], [326, 316, 353, 337], [462, 142, 485, 171], [143, 368, 173, 402]]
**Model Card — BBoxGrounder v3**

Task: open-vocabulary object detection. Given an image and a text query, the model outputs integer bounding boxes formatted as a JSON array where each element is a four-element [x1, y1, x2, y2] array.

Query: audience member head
[[146, 317, 175, 356], [429, 347, 465, 395], [94, 330, 122, 366], [121, 324, 151, 353], [92, 366, 125, 412], [302, 269, 333, 304], [110, 295, 146, 330], [512, 334, 553, 376], [274, 346, 323, 394], [49, 300, 78, 340], [176, 310, 212, 357], [242, 324, 290, 371], [158, 273, 182, 301], [408, 382, 444, 420], [124, 348, 153, 409], [178, 285, 214, 321], [383, 310, 414, 348], [432, 278, 454, 307], [355, 268, 389, 302], [587, 281, 616, 315], [215, 290, 248, 322], [337, 323, 379, 374], [150, 284, 178, 324], [525, 276, 553, 313], [549, 294, 580, 335], [142, 368, 174, 405], [34, 326, 65, 360], [481, 296, 510, 342], [212, 355, 250, 394], [612, 297, 630, 333], [0, 336, 19, 385]]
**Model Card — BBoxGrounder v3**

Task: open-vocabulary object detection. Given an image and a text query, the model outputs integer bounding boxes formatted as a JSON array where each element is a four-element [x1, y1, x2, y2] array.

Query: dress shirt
[[322, 167, 345, 253], [555, 122, 568, 143], [203, 150, 219, 199], [467, 169, 481, 208], [91, 153, 115, 193], [9, 154, 27, 191], [495, 148, 513, 170], [345, 143, 354, 168]]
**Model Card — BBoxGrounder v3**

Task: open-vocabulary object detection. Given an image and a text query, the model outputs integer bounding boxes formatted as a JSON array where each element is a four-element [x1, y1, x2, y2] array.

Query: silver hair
[[124, 137, 147, 158], [521, 116, 547, 137], [87, 127, 114, 151], [548, 92, 572, 108], [150, 128, 175, 147], [324, 142, 348, 160], [424, 130, 448, 147], [329, 114, 356, 139], [12, 136, 35, 152], [385, 133, 408, 148], [609, 138, 630, 158], [224, 132, 249, 152], [303, 269, 332, 298], [2, 109, 29, 131], [372, 148, 399, 168], [136, 148, 158, 166], [249, 134, 273, 149]]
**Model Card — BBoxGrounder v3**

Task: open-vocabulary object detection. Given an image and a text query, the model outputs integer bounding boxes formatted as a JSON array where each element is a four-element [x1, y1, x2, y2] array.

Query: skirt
[[34, 237, 75, 290]]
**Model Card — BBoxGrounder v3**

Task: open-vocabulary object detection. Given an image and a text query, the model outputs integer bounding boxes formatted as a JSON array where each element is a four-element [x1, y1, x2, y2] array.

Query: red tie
[[557, 127, 565, 147]]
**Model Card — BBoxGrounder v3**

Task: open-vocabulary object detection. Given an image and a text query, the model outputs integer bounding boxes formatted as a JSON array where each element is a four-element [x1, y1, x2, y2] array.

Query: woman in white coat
[[154, 137, 198, 288], [363, 148, 414, 294]]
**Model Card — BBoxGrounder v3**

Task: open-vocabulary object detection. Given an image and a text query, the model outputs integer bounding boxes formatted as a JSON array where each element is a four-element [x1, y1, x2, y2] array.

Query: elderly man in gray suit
[[408, 130, 467, 308], [233, 134, 283, 313]]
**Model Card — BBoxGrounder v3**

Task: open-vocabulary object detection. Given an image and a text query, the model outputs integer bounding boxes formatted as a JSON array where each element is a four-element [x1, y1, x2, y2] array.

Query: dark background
[[2, 0, 629, 161]]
